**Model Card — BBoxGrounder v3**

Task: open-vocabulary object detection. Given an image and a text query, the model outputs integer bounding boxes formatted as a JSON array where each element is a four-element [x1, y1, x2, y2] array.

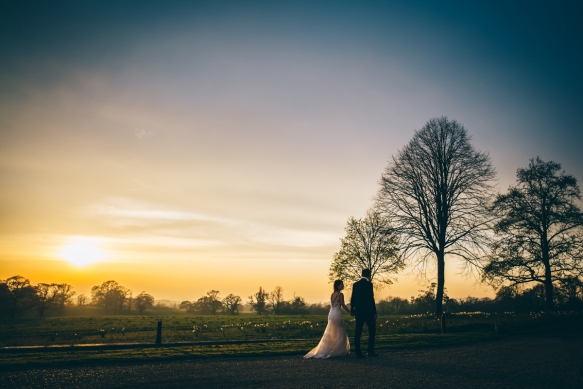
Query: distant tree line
[[90, 280, 155, 314], [247, 286, 318, 315], [0, 277, 157, 318], [180, 290, 230, 314], [179, 287, 330, 315], [3, 274, 582, 320], [377, 279, 583, 315], [0, 276, 75, 319]]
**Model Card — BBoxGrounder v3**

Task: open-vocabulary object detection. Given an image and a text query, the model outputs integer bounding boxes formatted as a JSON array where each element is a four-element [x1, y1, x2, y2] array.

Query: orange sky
[[2, 2, 582, 304]]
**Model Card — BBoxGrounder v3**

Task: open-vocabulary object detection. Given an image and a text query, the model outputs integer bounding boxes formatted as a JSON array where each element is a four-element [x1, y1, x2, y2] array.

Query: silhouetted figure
[[350, 269, 377, 357]]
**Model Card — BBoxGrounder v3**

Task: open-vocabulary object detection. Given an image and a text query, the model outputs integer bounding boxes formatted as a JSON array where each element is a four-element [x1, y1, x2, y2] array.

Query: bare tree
[[53, 283, 75, 308], [268, 286, 285, 314], [179, 300, 194, 312], [556, 276, 583, 309], [222, 294, 242, 315], [376, 117, 496, 316], [35, 283, 75, 317], [248, 286, 269, 315], [483, 157, 583, 311], [559, 276, 583, 301], [77, 294, 87, 306], [205, 290, 222, 314], [134, 291, 155, 313], [329, 210, 404, 288], [179, 292, 222, 315], [91, 280, 131, 314], [35, 283, 58, 318]]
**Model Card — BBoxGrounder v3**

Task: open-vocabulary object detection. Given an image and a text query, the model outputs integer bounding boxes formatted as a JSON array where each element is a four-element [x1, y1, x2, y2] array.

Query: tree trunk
[[435, 251, 445, 316], [543, 262, 555, 312], [542, 236, 555, 312]]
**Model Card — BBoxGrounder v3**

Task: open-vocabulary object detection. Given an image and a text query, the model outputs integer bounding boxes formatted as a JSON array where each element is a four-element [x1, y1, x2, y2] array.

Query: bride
[[304, 280, 350, 359]]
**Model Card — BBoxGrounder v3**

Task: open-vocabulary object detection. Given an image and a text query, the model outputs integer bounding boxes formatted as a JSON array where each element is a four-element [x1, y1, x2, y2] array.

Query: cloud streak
[[88, 198, 340, 250]]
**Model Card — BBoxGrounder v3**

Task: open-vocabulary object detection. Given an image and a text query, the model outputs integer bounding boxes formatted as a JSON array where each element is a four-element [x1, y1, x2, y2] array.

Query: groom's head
[[361, 269, 371, 278]]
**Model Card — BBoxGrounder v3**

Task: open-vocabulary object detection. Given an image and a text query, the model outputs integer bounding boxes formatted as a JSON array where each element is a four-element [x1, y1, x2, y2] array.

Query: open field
[[1, 312, 581, 369], [1, 311, 571, 347]]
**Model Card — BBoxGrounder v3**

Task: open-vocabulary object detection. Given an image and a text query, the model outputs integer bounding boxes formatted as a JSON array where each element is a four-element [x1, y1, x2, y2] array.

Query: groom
[[350, 268, 377, 358]]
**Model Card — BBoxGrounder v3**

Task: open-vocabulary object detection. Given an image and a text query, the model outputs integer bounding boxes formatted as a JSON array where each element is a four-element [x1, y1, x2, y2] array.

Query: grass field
[[1, 312, 581, 368]]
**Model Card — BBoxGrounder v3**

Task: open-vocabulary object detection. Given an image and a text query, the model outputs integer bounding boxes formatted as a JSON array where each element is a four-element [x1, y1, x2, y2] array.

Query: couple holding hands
[[304, 268, 377, 359]]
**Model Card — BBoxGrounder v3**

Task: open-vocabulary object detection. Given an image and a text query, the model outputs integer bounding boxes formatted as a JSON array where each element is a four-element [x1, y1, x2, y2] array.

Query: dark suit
[[350, 278, 377, 354]]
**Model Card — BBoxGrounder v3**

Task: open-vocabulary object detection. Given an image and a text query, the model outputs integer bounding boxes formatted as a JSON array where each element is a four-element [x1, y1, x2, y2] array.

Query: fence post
[[441, 313, 446, 334], [156, 319, 162, 344]]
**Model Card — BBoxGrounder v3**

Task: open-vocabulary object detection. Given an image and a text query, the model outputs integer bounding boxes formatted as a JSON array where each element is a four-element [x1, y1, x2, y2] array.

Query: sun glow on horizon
[[58, 240, 107, 267]]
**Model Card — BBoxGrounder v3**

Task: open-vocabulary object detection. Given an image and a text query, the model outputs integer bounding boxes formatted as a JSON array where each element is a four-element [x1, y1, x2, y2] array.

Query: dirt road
[[2, 335, 582, 388]]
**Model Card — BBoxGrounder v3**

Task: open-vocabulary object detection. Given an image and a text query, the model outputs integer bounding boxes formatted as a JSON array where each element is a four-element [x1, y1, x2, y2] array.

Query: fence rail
[[0, 338, 319, 354]]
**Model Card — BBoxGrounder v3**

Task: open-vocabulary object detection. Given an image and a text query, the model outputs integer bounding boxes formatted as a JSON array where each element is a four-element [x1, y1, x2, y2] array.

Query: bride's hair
[[333, 280, 343, 291]]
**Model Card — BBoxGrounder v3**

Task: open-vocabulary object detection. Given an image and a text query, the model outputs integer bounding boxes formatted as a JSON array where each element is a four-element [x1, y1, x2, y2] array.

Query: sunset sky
[[1, 1, 582, 303]]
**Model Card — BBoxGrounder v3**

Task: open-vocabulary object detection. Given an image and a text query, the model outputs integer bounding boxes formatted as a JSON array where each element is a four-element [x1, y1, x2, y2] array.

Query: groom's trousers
[[354, 314, 376, 353]]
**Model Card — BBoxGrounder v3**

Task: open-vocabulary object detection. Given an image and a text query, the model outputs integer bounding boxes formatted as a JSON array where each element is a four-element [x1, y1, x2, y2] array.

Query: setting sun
[[58, 241, 106, 267]]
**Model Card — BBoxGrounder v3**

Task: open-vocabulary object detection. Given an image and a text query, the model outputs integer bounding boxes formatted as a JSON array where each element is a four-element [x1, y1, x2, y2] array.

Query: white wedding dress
[[304, 293, 350, 359]]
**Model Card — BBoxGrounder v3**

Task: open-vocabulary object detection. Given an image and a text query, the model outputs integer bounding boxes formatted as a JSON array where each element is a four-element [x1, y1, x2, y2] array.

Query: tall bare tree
[[483, 157, 583, 311], [376, 117, 496, 316], [329, 210, 404, 288]]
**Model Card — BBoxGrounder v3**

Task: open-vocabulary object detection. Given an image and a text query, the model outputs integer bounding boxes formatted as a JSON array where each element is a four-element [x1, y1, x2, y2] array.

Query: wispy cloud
[[134, 128, 155, 139], [90, 204, 237, 225], [86, 198, 339, 249]]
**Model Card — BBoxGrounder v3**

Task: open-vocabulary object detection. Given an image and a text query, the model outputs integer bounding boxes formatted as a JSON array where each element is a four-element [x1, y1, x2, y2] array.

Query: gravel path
[[2, 335, 582, 388]]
